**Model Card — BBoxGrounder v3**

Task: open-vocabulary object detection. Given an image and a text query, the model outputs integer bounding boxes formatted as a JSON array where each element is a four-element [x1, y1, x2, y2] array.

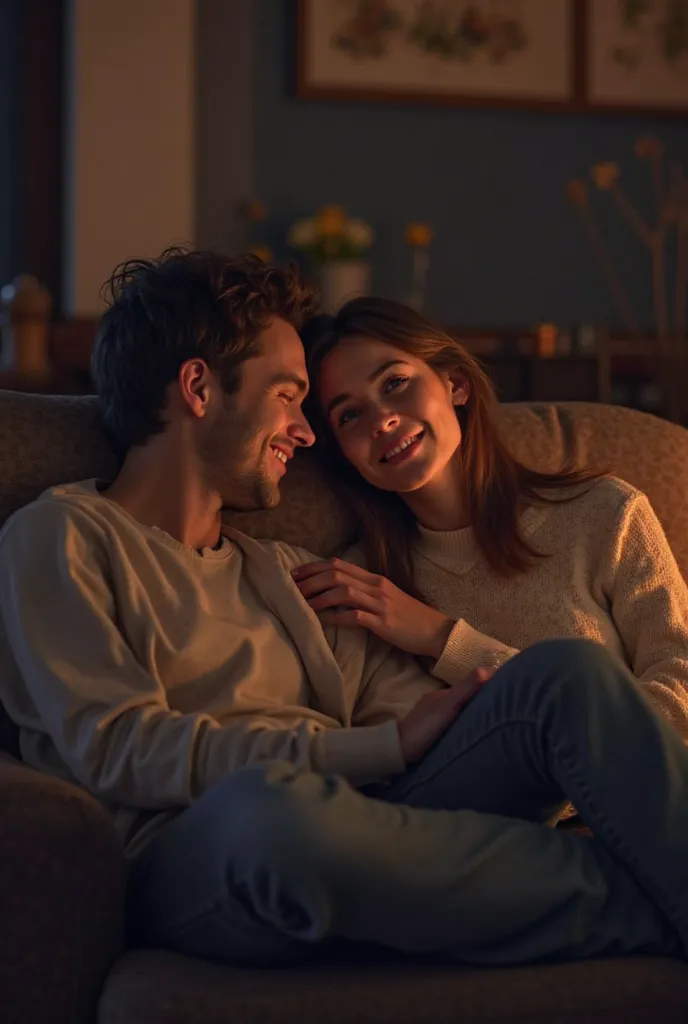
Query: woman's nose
[[372, 408, 399, 438]]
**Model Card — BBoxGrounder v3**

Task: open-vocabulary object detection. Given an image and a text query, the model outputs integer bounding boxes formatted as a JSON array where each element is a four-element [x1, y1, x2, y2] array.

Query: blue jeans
[[127, 639, 687, 966]]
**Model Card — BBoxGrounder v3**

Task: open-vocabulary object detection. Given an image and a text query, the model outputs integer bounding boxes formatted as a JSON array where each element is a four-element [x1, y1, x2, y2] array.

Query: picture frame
[[296, 0, 584, 111], [583, 0, 688, 115]]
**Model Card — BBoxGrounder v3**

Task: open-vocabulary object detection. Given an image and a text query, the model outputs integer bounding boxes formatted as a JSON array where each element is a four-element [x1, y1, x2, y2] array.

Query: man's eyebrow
[[268, 371, 309, 393], [326, 359, 407, 416]]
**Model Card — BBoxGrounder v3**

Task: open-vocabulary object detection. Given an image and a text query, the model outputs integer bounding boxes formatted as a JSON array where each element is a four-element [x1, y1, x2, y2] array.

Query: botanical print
[[611, 0, 688, 69], [331, 0, 403, 58], [301, 0, 573, 104], [407, 1, 528, 64], [588, 0, 688, 109], [330, 0, 529, 65]]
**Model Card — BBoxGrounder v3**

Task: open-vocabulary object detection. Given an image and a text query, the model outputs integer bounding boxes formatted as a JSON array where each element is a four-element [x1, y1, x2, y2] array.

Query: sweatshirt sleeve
[[0, 505, 403, 808], [600, 491, 688, 742]]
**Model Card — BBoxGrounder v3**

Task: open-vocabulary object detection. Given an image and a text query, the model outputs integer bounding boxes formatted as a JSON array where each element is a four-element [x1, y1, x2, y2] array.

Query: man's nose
[[292, 410, 316, 448]]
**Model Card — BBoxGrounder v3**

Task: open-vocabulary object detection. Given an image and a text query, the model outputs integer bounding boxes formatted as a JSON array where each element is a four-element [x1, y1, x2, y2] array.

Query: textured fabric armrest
[[0, 755, 126, 1024]]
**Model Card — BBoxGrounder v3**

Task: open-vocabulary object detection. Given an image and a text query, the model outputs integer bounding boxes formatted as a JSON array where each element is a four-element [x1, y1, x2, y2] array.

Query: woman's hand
[[291, 557, 455, 660]]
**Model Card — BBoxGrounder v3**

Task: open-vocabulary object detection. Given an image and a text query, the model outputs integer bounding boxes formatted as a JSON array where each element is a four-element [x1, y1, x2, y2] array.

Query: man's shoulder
[[0, 480, 110, 550]]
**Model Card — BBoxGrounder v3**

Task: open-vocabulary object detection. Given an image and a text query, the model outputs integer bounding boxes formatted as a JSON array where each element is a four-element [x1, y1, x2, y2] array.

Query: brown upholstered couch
[[1, 390, 688, 1024]]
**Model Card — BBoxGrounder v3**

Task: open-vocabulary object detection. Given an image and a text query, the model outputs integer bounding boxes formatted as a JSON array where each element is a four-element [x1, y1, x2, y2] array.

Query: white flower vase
[[317, 260, 371, 313]]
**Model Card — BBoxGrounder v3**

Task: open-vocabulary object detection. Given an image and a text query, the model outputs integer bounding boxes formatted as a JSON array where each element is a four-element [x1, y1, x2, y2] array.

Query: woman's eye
[[384, 375, 409, 392], [337, 407, 359, 427]]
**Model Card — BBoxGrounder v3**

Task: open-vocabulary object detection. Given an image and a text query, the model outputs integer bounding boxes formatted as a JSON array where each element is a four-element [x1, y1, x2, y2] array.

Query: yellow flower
[[249, 245, 273, 263], [405, 222, 432, 247], [244, 200, 267, 222], [591, 163, 620, 190], [565, 180, 588, 207], [634, 136, 664, 160], [316, 206, 346, 237]]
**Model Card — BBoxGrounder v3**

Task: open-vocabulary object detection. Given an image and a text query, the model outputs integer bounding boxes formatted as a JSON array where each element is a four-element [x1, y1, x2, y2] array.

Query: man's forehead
[[246, 337, 309, 393], [256, 319, 307, 365]]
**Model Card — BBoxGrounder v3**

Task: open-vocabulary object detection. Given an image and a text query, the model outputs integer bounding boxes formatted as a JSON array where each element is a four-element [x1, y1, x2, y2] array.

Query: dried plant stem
[[578, 205, 640, 338], [674, 165, 688, 342], [650, 153, 664, 209], [407, 248, 429, 312], [652, 235, 670, 343], [610, 184, 653, 246], [677, 216, 688, 342]]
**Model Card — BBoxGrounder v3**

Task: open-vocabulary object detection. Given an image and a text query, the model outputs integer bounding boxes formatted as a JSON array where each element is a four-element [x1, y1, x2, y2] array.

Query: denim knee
[[218, 760, 337, 876], [517, 637, 638, 707]]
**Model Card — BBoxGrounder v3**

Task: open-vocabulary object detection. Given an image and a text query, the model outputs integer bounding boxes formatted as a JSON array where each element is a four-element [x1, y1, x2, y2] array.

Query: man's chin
[[221, 484, 281, 514]]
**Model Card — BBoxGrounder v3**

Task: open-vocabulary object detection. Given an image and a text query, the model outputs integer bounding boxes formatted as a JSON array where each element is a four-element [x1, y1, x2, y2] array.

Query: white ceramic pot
[[317, 261, 371, 313]]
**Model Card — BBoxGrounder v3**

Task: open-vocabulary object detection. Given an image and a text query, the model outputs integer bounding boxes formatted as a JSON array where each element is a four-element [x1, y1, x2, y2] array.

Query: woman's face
[[317, 334, 465, 496]]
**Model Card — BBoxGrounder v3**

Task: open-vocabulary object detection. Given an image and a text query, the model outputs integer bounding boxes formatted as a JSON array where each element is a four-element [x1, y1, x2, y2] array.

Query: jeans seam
[[396, 715, 687, 945], [552, 741, 688, 937], [393, 715, 541, 803], [550, 740, 687, 941]]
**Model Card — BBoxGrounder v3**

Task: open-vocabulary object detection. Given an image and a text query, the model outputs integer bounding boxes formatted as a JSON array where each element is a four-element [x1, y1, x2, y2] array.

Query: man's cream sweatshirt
[[0, 482, 459, 855]]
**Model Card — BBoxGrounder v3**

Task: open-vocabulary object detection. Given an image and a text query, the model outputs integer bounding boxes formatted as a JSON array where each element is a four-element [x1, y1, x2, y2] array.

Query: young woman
[[296, 298, 688, 745]]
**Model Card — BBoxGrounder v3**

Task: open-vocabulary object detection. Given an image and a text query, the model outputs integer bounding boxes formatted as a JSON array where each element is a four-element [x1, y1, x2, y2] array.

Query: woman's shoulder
[[545, 474, 642, 509], [537, 475, 647, 532]]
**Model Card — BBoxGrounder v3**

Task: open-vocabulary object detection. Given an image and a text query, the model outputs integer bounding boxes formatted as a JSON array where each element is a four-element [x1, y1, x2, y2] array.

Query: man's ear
[[178, 359, 214, 419]]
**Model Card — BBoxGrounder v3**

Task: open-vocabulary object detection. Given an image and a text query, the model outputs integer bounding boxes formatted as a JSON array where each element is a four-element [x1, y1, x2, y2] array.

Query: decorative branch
[[588, 143, 681, 344], [608, 182, 654, 247], [675, 166, 688, 342], [566, 181, 640, 338]]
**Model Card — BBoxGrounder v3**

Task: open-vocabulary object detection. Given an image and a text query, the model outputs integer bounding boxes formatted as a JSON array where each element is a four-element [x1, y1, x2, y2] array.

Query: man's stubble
[[199, 398, 279, 513]]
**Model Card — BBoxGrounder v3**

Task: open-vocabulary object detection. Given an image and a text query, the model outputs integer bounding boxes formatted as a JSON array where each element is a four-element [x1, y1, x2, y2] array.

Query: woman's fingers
[[294, 565, 376, 600], [292, 558, 378, 586], [318, 608, 379, 631], [306, 584, 380, 614]]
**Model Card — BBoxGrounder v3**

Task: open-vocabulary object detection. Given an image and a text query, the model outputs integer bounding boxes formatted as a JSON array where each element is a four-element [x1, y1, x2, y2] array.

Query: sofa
[[1, 389, 688, 1024]]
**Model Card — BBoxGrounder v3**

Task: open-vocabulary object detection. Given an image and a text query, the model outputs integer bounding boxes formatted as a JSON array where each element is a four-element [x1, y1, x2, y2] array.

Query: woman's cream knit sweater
[[416, 477, 688, 742]]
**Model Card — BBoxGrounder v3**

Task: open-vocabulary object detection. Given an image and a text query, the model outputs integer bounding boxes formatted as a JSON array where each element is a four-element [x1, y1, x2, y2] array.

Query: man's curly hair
[[91, 248, 318, 456]]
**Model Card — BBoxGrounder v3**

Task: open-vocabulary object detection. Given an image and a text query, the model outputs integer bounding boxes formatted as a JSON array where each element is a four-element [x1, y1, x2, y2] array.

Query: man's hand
[[292, 557, 455, 660], [398, 668, 494, 764]]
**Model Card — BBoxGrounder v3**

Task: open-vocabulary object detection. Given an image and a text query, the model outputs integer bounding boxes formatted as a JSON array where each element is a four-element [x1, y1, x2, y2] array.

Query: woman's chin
[[369, 463, 434, 495]]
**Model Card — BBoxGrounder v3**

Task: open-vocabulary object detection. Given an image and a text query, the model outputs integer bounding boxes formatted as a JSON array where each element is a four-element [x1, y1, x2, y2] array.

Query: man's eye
[[279, 392, 295, 404]]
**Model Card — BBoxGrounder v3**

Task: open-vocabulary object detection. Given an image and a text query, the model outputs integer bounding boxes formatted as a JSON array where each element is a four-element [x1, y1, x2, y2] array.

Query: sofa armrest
[[0, 755, 126, 1024]]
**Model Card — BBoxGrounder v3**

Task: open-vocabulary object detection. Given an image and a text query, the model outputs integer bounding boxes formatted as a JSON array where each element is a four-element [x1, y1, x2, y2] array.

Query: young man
[[0, 250, 685, 967]]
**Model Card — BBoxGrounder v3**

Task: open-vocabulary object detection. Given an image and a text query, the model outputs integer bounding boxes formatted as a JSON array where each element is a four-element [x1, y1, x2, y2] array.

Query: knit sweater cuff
[[315, 721, 405, 781], [643, 680, 688, 744], [432, 619, 519, 684]]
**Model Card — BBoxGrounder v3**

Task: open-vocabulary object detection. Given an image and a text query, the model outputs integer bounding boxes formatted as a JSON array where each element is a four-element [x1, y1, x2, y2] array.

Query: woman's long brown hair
[[303, 297, 606, 601]]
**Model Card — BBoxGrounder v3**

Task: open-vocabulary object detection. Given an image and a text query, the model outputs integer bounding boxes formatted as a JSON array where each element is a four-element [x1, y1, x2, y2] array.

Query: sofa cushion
[[1, 391, 688, 570], [0, 391, 353, 557], [500, 402, 688, 577], [0, 755, 126, 1024], [98, 949, 688, 1024]]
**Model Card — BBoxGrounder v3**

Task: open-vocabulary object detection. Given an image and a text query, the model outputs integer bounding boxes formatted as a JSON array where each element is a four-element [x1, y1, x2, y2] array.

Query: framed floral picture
[[584, 0, 688, 113], [296, 0, 582, 110]]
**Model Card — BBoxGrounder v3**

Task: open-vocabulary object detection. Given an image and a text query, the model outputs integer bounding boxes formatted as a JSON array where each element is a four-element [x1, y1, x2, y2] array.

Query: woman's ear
[[449, 372, 469, 407]]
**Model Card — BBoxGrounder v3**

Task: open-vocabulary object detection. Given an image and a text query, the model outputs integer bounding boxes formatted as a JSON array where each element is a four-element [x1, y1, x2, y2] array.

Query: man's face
[[200, 318, 315, 511]]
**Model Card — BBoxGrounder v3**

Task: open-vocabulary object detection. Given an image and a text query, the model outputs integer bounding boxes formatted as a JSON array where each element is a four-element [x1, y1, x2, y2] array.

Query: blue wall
[[252, 0, 688, 331], [0, 0, 19, 289]]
